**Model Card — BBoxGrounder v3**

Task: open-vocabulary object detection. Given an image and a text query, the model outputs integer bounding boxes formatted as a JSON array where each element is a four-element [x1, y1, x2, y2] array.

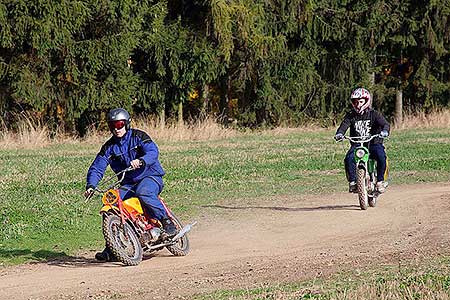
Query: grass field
[[1, 127, 450, 266]]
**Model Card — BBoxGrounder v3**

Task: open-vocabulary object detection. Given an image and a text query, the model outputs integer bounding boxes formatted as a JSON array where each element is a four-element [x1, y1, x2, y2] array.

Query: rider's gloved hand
[[334, 133, 344, 141], [84, 187, 94, 198], [380, 130, 389, 138], [130, 159, 144, 169]]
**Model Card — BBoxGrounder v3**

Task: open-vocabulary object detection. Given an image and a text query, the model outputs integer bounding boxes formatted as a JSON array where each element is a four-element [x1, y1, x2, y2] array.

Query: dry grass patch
[[0, 118, 51, 149], [2, 110, 450, 149], [136, 117, 239, 142], [80, 117, 240, 146], [394, 110, 450, 130]]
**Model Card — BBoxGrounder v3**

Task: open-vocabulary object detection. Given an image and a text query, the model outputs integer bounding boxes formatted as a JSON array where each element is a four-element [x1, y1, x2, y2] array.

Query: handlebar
[[343, 134, 381, 144], [84, 165, 136, 202]]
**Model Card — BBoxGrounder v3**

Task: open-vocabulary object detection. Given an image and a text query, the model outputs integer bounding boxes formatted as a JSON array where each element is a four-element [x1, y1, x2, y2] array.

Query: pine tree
[[0, 0, 448, 133], [0, 0, 147, 133]]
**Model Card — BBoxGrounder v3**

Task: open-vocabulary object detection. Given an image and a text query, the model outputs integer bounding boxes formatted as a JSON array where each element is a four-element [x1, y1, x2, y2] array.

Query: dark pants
[[345, 143, 387, 182], [119, 177, 168, 220]]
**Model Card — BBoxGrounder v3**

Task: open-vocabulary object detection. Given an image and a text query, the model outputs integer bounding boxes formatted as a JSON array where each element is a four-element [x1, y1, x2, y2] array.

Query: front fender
[[357, 161, 367, 171], [100, 204, 120, 214]]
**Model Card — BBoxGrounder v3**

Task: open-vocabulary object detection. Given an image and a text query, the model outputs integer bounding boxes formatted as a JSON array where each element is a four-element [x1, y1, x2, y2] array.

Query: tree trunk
[[159, 103, 165, 129], [369, 71, 375, 86], [201, 84, 210, 116], [395, 85, 403, 124], [219, 76, 231, 123], [178, 101, 183, 126]]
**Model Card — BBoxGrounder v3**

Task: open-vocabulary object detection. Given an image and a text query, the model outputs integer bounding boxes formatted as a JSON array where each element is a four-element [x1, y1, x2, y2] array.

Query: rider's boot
[[348, 181, 357, 193], [161, 218, 177, 236], [376, 181, 386, 193], [95, 247, 116, 262]]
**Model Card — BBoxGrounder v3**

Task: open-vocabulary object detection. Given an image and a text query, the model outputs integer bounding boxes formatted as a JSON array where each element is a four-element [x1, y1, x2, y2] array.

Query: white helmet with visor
[[350, 88, 372, 114]]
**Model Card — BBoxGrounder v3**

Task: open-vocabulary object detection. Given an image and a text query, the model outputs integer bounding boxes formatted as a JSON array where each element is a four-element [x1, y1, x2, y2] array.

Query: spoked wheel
[[357, 168, 368, 210], [369, 169, 378, 207], [166, 213, 190, 256], [102, 214, 143, 266]]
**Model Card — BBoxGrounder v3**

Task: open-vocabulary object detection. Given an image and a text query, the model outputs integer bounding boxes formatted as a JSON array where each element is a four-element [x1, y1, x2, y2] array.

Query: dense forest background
[[0, 0, 448, 135]]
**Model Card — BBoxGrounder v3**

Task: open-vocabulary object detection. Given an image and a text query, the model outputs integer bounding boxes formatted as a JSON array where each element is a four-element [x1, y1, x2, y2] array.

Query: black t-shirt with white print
[[336, 109, 390, 145]]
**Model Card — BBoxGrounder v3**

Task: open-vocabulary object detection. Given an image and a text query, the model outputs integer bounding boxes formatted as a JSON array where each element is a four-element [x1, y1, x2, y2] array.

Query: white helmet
[[350, 88, 372, 114]]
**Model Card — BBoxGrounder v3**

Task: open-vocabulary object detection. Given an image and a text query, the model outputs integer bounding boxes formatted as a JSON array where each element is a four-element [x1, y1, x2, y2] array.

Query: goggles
[[108, 120, 126, 131]]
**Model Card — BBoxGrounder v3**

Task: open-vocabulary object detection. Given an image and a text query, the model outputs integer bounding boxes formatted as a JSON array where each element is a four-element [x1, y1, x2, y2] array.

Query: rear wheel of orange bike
[[166, 213, 190, 256]]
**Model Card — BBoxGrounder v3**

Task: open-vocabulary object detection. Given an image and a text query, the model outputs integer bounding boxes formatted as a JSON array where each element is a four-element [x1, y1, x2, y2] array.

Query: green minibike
[[343, 134, 388, 210]]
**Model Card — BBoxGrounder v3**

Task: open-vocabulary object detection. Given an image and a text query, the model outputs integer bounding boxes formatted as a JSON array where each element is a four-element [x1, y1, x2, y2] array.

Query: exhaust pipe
[[145, 221, 197, 251], [171, 221, 197, 242]]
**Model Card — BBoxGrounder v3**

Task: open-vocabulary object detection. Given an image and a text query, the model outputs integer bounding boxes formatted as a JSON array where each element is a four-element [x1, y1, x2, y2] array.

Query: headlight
[[102, 189, 119, 205], [355, 149, 366, 159]]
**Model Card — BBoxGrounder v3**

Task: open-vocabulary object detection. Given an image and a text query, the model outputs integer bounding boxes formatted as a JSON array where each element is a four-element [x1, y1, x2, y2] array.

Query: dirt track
[[1, 183, 450, 300]]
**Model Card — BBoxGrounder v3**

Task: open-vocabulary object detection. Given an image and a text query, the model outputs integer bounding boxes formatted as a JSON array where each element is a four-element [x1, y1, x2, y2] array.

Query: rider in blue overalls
[[84, 108, 176, 261]]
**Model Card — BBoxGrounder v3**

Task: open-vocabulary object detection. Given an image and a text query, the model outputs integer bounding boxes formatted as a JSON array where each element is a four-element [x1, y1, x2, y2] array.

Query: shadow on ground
[[0, 249, 108, 268], [0, 246, 162, 268], [202, 204, 360, 211]]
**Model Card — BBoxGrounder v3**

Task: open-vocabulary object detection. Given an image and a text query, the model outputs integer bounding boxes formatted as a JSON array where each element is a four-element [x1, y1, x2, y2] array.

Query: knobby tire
[[166, 213, 190, 256], [357, 168, 368, 210], [102, 213, 143, 266]]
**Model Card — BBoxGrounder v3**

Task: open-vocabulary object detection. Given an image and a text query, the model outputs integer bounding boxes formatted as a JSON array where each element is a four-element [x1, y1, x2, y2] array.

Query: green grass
[[0, 128, 449, 265], [195, 257, 450, 300]]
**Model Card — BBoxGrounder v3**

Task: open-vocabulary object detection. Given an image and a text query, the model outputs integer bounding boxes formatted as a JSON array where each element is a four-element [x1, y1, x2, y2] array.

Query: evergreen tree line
[[0, 0, 448, 135]]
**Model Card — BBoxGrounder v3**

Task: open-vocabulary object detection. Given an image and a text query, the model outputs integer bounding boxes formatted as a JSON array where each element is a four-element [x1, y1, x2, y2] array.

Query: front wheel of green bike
[[357, 168, 368, 210]]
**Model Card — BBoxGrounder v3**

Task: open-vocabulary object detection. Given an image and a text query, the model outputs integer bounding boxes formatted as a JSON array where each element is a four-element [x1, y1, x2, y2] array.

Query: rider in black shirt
[[334, 88, 390, 193]]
